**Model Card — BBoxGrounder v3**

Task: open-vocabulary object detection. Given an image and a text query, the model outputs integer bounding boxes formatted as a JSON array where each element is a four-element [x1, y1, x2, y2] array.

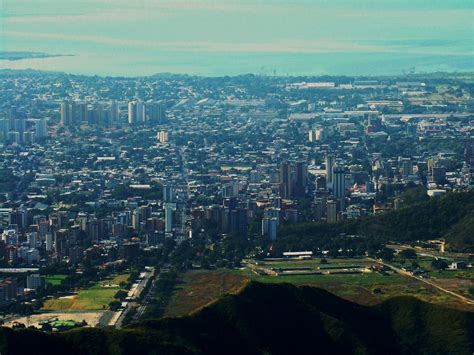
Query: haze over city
[[1, 0, 473, 75]]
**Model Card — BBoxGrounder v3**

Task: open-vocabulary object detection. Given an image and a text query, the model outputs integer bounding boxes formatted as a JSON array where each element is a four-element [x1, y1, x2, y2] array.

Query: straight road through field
[[375, 259, 474, 307]]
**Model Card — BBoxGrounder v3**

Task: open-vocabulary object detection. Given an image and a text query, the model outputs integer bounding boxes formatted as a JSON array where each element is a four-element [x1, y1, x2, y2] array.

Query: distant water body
[[1, 0, 473, 77]]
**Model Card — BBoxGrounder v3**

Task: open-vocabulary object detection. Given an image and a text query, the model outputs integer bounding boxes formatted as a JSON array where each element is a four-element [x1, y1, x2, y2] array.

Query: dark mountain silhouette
[[1, 282, 473, 355]]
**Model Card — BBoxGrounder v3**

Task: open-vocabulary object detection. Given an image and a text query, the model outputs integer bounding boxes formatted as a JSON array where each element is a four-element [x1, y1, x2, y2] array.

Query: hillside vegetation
[[277, 191, 474, 253], [1, 282, 473, 355]]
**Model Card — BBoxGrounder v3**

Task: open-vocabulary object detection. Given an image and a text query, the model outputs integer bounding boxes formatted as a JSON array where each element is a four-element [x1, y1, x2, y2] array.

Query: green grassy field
[[244, 271, 406, 285], [43, 273, 130, 311], [163, 257, 474, 317], [255, 257, 370, 270], [389, 256, 474, 300], [100, 273, 130, 286], [165, 270, 248, 317], [434, 270, 474, 279], [45, 274, 68, 286]]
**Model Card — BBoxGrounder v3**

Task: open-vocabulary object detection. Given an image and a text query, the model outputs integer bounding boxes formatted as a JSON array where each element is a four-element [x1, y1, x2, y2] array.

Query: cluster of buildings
[[60, 100, 166, 127], [0, 72, 473, 273], [0, 106, 48, 144], [0, 274, 44, 306]]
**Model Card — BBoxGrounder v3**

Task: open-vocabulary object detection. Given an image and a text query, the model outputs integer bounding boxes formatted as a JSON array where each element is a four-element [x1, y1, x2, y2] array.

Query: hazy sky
[[1, 0, 473, 75]]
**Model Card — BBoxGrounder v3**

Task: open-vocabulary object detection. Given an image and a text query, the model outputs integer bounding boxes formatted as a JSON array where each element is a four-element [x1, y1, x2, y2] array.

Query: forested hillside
[[1, 282, 473, 355], [276, 191, 474, 253]]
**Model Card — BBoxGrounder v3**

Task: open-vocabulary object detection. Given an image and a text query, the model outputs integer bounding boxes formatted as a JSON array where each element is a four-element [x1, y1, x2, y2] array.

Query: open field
[[43, 286, 118, 311], [100, 273, 130, 287], [163, 259, 474, 317], [45, 274, 68, 286], [3, 311, 104, 328], [244, 271, 469, 309], [164, 270, 249, 317], [43, 273, 130, 311], [253, 257, 370, 269], [389, 256, 474, 299]]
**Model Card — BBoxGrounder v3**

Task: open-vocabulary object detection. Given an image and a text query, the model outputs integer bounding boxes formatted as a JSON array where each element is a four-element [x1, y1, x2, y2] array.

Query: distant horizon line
[[0, 67, 473, 80]]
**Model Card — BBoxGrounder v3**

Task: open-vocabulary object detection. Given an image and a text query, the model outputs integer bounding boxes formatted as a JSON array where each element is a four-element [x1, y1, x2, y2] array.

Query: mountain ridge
[[1, 282, 473, 355]]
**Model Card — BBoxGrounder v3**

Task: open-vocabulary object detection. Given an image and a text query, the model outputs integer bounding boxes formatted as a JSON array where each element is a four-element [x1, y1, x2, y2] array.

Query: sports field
[[43, 273, 130, 311], [45, 274, 68, 286]]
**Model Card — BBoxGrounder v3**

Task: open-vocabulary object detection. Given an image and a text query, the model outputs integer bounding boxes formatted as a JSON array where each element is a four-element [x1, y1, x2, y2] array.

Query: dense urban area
[[0, 70, 473, 338]]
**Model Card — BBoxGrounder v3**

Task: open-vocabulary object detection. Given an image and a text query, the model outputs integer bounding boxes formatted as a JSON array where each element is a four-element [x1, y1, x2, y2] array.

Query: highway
[[132, 272, 160, 322], [111, 267, 155, 329]]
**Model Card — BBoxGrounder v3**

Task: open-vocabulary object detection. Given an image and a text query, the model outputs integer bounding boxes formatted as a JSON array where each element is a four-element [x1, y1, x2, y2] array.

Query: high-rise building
[[70, 101, 77, 125], [264, 207, 280, 226], [164, 203, 176, 233], [128, 101, 137, 125], [94, 104, 104, 125], [128, 101, 145, 125], [87, 219, 100, 242], [223, 197, 238, 210], [0, 119, 8, 139], [400, 158, 413, 178], [157, 131, 169, 143], [110, 100, 119, 123], [23, 131, 35, 144], [261, 217, 278, 240], [464, 137, 473, 165], [314, 198, 324, 221], [432, 166, 446, 184], [27, 232, 37, 248], [54, 229, 69, 260], [315, 128, 327, 141], [86, 105, 102, 125], [325, 155, 335, 188], [332, 166, 346, 199], [60, 101, 75, 127], [147, 102, 166, 122], [137, 101, 145, 122], [6, 106, 18, 130], [26, 274, 45, 290], [9, 208, 28, 229], [327, 200, 337, 223], [34, 118, 48, 138], [7, 131, 20, 144], [45, 233, 53, 251], [309, 128, 326, 142], [229, 208, 247, 236], [77, 103, 88, 123], [163, 185, 175, 202], [0, 278, 18, 301], [294, 161, 308, 197], [278, 161, 307, 198], [14, 118, 26, 138], [279, 161, 293, 199]]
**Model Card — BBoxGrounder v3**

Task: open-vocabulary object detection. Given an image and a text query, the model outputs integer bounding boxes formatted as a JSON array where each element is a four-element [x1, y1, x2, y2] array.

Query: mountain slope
[[443, 212, 474, 251], [1, 282, 473, 355], [278, 191, 474, 252]]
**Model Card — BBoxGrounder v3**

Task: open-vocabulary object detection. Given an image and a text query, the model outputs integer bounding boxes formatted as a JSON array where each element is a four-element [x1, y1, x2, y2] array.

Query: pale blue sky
[[1, 1, 473, 75]]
